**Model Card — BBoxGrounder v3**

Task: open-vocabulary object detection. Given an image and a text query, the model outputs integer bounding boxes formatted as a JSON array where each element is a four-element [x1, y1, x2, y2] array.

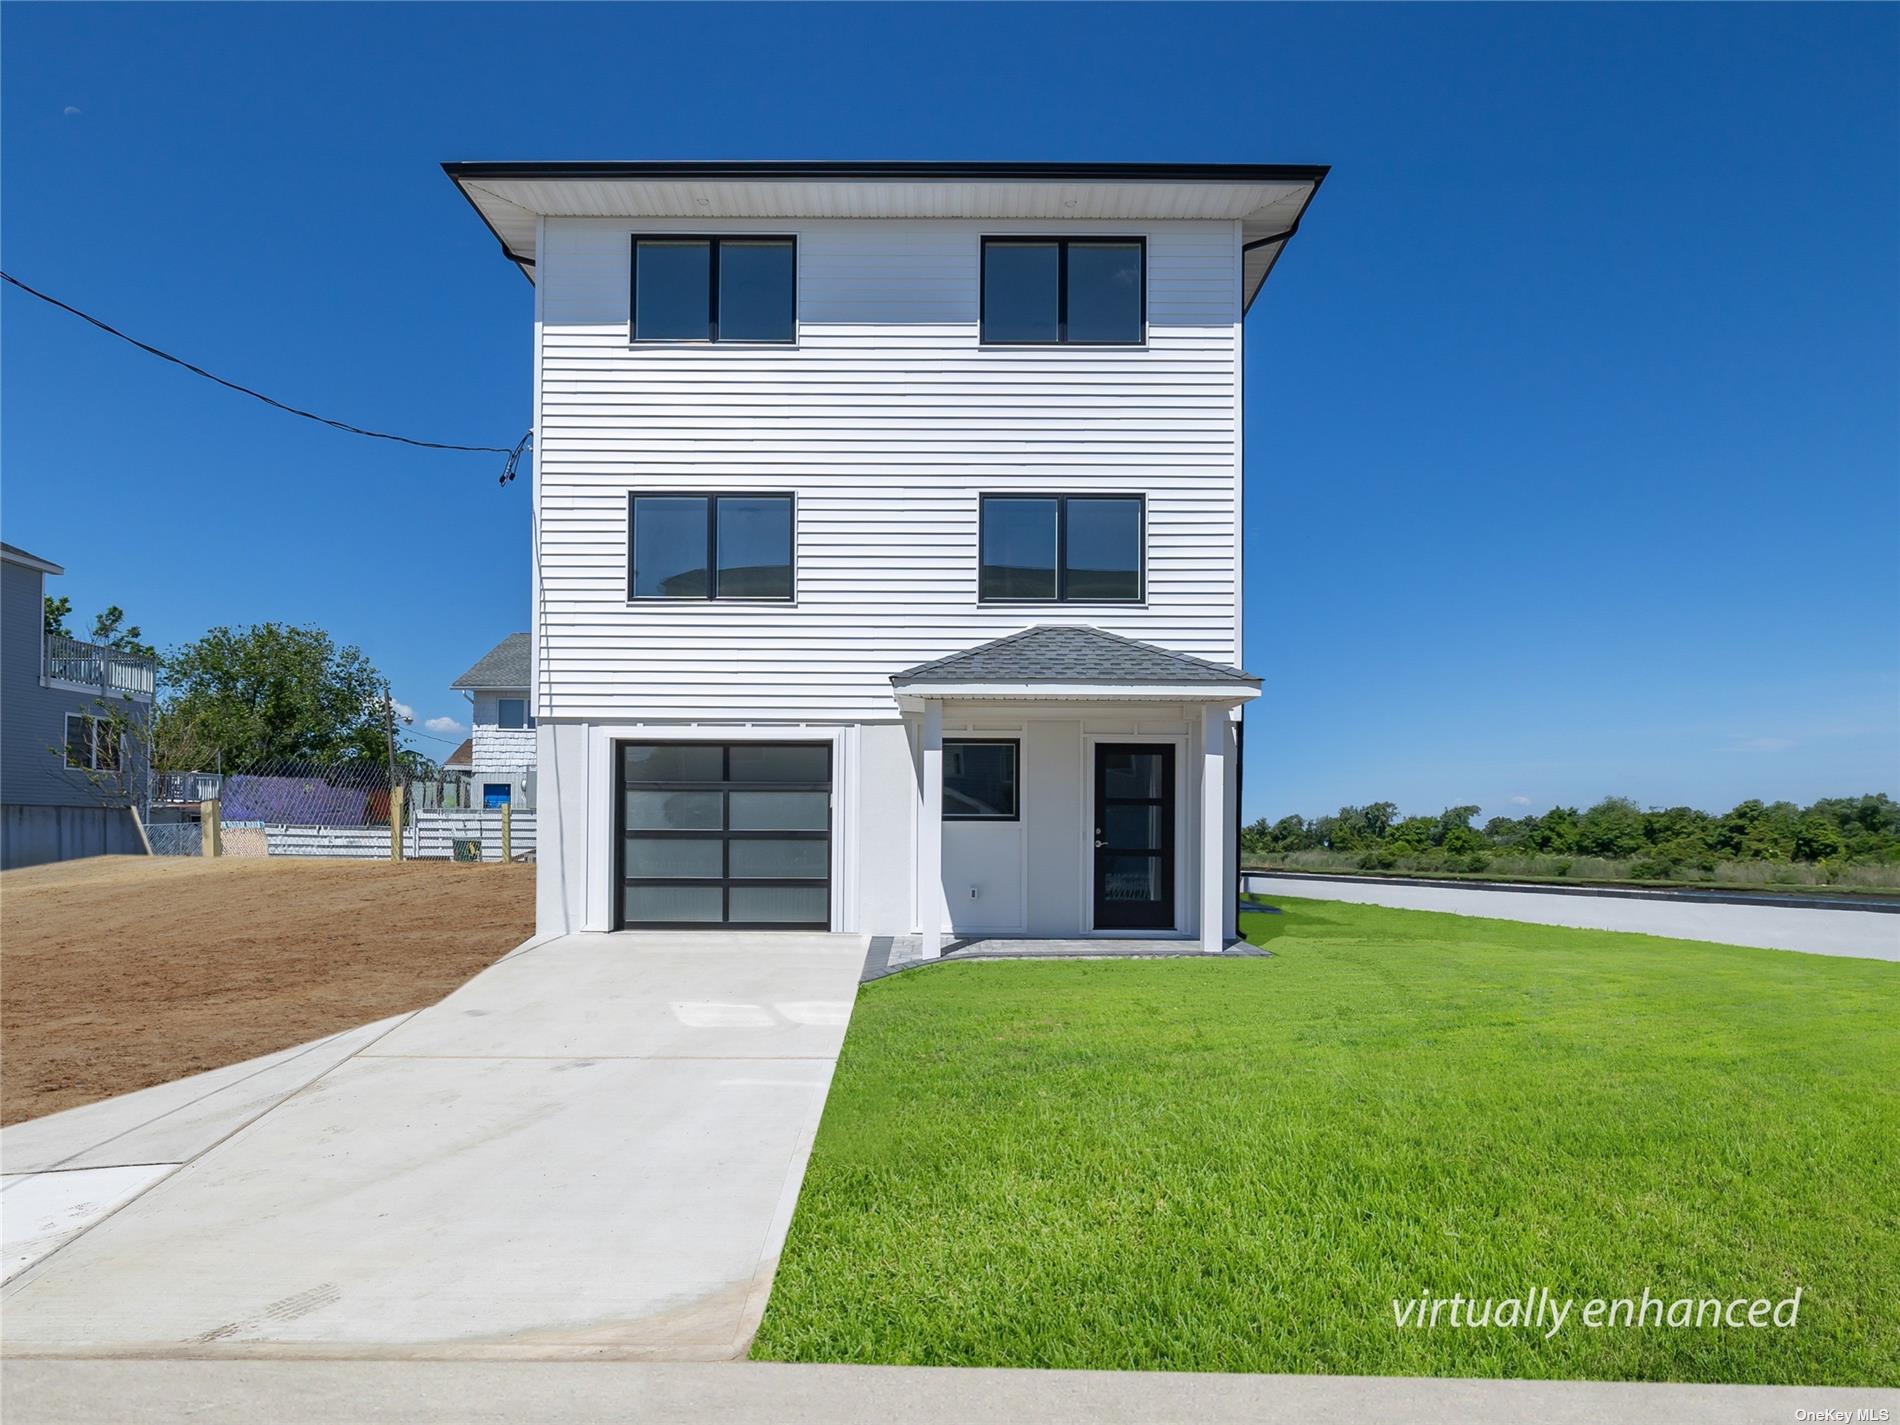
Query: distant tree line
[[1243, 795, 1900, 880]]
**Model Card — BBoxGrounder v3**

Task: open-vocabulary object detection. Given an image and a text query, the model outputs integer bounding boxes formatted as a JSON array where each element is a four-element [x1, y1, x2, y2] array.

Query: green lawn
[[751, 898, 1898, 1384]]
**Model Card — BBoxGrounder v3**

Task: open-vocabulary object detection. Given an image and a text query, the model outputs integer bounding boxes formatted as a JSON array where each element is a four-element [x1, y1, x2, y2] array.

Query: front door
[[1092, 744, 1175, 930]]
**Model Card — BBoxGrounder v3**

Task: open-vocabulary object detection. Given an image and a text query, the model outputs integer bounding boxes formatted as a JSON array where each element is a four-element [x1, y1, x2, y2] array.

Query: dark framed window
[[981, 237, 1144, 345], [497, 698, 534, 731], [978, 494, 1143, 602], [64, 713, 118, 771], [629, 493, 794, 600], [616, 741, 831, 929], [943, 740, 1019, 821], [631, 235, 796, 343]]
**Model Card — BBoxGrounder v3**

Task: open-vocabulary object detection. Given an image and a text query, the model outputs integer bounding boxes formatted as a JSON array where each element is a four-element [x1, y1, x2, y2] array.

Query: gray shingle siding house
[[451, 633, 535, 809], [1, 543, 157, 869]]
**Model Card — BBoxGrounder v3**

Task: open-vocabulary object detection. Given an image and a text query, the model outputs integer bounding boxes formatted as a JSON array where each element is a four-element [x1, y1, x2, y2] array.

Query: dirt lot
[[1, 856, 534, 1125]]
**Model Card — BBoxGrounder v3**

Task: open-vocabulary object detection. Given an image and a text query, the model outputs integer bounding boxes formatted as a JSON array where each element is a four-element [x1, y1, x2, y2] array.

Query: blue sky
[[4, 3, 1895, 821]]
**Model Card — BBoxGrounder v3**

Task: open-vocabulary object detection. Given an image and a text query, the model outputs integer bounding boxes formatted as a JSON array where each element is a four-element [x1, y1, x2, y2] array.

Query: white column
[[918, 699, 945, 959], [1200, 704, 1228, 952]]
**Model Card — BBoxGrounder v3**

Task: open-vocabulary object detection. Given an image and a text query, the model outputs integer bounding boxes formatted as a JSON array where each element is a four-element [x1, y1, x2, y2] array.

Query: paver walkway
[[1, 931, 865, 1359]]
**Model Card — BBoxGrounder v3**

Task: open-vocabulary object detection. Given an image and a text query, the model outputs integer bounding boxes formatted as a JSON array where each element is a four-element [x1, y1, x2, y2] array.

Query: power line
[[1, 269, 527, 468]]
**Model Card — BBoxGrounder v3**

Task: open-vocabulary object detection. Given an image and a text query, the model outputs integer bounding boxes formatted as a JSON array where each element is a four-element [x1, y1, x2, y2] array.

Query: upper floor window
[[629, 493, 794, 601], [979, 494, 1144, 603], [497, 698, 535, 731], [980, 237, 1144, 345], [631, 236, 796, 343]]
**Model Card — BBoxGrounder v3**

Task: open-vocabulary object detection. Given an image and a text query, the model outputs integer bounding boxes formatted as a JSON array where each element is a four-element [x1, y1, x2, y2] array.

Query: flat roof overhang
[[443, 159, 1327, 309]]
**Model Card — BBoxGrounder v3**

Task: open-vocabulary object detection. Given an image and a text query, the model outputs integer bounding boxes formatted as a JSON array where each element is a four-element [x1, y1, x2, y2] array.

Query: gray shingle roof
[[0, 541, 64, 575], [891, 625, 1258, 687], [451, 632, 530, 690]]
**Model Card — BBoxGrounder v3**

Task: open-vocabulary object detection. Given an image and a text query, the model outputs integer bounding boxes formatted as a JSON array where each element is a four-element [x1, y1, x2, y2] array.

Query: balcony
[[45, 635, 156, 701], [151, 770, 222, 805]]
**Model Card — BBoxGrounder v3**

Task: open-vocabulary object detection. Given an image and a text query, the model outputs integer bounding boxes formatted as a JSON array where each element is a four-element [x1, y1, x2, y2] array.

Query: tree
[[91, 606, 157, 661], [44, 595, 72, 637], [1577, 797, 1646, 858], [159, 623, 407, 770], [1793, 815, 1845, 863], [1436, 805, 1484, 853]]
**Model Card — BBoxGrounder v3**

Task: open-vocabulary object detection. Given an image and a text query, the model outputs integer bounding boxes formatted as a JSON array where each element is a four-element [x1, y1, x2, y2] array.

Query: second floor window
[[979, 494, 1144, 603], [981, 237, 1145, 345], [497, 698, 535, 731], [629, 493, 794, 601], [632, 236, 796, 343]]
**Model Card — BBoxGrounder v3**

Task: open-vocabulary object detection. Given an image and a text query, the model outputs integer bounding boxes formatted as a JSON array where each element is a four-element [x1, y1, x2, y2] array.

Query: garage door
[[616, 741, 831, 929]]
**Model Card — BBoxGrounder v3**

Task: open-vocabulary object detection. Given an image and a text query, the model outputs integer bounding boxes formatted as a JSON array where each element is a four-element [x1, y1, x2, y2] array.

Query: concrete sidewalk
[[2, 1015, 410, 1282], [1245, 874, 1900, 960], [1, 932, 865, 1359], [5, 1359, 1892, 1425]]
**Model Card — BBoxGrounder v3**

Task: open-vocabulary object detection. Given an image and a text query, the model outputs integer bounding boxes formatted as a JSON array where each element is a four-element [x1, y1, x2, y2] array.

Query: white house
[[445, 160, 1326, 953], [449, 632, 535, 809]]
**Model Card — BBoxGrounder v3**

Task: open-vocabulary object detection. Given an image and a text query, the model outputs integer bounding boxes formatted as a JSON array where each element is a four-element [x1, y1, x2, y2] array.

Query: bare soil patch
[[1, 855, 533, 1124]]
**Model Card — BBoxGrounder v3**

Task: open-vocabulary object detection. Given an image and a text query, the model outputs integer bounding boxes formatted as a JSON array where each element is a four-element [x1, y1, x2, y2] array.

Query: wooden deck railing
[[45, 634, 156, 698]]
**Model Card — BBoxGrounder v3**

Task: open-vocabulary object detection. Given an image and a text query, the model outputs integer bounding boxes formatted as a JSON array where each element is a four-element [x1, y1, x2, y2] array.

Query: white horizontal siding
[[536, 216, 1241, 721]]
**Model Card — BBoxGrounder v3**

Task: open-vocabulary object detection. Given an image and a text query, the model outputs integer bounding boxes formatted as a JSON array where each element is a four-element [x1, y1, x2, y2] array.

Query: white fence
[[412, 809, 537, 862], [218, 810, 536, 862]]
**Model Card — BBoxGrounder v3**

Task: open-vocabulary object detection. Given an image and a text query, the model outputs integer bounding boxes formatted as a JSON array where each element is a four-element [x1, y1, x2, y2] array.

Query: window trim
[[64, 712, 118, 771], [629, 233, 799, 345], [627, 491, 797, 603], [942, 738, 1021, 823], [976, 493, 1146, 605], [979, 235, 1147, 347]]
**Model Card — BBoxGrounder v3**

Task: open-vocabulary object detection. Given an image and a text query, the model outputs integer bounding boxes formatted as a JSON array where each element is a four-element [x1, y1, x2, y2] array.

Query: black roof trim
[[442, 159, 1331, 185]]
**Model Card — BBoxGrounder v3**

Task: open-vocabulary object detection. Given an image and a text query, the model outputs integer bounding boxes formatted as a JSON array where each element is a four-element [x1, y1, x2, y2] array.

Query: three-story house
[[446, 160, 1326, 953]]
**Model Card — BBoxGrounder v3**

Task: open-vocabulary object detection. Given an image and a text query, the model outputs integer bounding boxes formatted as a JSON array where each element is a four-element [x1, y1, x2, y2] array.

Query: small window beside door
[[631, 235, 796, 343], [981, 237, 1145, 345], [943, 740, 1019, 821]]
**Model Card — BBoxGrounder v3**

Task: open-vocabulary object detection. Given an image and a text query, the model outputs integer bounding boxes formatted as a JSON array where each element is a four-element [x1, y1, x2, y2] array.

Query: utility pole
[[384, 682, 398, 791]]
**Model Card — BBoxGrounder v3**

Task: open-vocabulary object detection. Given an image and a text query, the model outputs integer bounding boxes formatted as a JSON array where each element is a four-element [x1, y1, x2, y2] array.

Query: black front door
[[1093, 744, 1175, 930]]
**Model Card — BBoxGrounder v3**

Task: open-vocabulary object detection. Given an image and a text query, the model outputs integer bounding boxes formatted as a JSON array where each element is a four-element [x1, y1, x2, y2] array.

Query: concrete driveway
[[1, 931, 865, 1360]]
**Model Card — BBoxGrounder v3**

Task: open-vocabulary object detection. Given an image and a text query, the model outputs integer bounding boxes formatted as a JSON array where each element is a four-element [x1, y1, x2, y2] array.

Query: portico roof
[[891, 625, 1259, 703]]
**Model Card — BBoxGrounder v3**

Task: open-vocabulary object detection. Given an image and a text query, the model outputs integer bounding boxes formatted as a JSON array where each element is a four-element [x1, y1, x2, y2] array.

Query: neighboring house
[[446, 159, 1326, 950], [0, 542, 157, 868], [450, 632, 535, 809]]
